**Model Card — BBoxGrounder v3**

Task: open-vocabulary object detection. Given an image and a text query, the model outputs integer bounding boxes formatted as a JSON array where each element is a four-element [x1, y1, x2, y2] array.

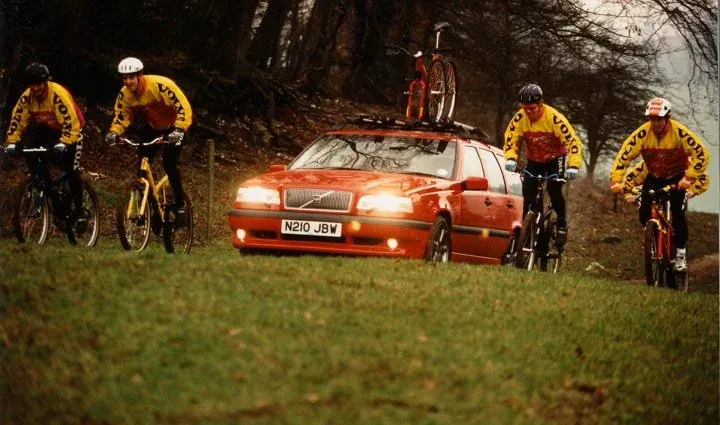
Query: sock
[[676, 248, 686, 258]]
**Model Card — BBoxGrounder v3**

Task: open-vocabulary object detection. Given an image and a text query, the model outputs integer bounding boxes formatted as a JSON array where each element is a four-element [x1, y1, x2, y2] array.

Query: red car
[[228, 119, 523, 264]]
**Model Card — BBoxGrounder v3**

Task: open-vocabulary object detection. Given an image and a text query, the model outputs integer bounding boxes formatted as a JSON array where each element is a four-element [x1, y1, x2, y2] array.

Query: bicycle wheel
[[67, 179, 100, 247], [116, 182, 151, 251], [163, 191, 194, 254], [12, 177, 50, 244], [643, 222, 664, 286], [515, 212, 537, 270], [536, 216, 554, 272], [442, 61, 457, 122], [426, 60, 446, 123]]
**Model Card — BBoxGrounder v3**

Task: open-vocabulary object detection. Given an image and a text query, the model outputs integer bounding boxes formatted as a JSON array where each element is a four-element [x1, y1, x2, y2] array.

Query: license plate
[[281, 219, 342, 237]]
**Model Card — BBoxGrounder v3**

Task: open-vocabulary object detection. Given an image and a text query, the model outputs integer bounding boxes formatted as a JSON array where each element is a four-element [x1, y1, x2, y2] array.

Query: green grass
[[1, 240, 718, 424]]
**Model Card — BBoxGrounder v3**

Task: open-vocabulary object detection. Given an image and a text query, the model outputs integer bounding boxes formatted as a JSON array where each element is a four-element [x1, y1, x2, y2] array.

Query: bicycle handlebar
[[520, 169, 566, 183], [21, 147, 49, 152], [115, 136, 166, 147]]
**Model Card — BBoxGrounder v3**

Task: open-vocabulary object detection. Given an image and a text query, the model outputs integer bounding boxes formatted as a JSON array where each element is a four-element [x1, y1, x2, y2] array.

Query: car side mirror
[[462, 176, 489, 191], [268, 164, 287, 173]]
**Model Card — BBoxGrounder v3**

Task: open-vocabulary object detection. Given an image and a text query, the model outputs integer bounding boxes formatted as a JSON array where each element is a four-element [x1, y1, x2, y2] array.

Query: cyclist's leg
[[56, 137, 83, 213], [522, 160, 542, 217], [161, 143, 184, 208]]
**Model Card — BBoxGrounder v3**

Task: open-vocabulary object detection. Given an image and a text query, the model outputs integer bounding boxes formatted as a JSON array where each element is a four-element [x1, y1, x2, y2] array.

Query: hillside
[[0, 95, 717, 292]]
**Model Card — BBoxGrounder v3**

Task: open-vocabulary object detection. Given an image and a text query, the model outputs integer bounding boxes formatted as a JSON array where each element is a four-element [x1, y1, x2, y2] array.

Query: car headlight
[[357, 194, 413, 213], [236, 187, 280, 205]]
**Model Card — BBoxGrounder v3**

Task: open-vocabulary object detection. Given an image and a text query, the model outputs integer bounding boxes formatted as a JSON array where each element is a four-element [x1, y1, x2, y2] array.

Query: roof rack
[[341, 114, 491, 142]]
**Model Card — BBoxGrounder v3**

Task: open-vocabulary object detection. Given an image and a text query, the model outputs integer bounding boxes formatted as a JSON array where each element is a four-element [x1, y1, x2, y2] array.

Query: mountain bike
[[11, 146, 99, 246], [629, 185, 688, 292], [387, 21, 457, 123], [514, 170, 563, 273], [114, 136, 194, 253]]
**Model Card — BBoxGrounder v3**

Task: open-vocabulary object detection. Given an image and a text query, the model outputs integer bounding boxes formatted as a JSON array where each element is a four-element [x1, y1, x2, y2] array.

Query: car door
[[476, 149, 520, 258], [455, 145, 502, 258]]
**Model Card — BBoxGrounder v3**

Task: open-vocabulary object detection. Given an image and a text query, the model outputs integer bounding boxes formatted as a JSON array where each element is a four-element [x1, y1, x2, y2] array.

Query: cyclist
[[503, 83, 583, 247], [609, 97, 710, 272], [622, 160, 709, 201], [105, 57, 193, 221], [3, 62, 87, 229]]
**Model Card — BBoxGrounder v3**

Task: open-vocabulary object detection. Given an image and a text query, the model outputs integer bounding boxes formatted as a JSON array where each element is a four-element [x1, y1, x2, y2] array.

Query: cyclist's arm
[[622, 160, 648, 192], [5, 90, 33, 144], [676, 122, 710, 180], [502, 110, 524, 161], [551, 110, 582, 169], [52, 86, 83, 144], [609, 124, 646, 184], [689, 173, 709, 196], [109, 91, 133, 135], [156, 77, 192, 131]]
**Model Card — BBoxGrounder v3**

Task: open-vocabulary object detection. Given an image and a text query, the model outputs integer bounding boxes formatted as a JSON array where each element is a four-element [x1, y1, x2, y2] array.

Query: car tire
[[424, 216, 451, 262]]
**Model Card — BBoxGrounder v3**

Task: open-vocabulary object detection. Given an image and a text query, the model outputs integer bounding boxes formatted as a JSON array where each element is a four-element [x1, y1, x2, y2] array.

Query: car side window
[[477, 149, 507, 193], [499, 153, 523, 196], [461, 146, 485, 179]]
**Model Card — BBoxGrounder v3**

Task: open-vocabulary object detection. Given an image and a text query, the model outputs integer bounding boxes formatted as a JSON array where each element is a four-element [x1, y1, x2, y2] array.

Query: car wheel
[[424, 216, 451, 262]]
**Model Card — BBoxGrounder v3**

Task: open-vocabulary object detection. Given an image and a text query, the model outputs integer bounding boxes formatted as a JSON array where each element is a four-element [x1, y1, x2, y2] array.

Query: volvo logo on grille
[[313, 195, 322, 203]]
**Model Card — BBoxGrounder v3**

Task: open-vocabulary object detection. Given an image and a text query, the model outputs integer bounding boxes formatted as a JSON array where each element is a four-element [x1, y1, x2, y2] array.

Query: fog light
[[387, 238, 398, 250], [236, 228, 246, 242]]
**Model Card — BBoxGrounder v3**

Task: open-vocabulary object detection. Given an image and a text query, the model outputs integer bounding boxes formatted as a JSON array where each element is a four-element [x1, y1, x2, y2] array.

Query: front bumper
[[228, 209, 432, 258]]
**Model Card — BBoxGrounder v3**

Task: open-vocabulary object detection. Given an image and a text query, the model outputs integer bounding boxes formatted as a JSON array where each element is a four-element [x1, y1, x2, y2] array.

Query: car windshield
[[289, 134, 456, 179]]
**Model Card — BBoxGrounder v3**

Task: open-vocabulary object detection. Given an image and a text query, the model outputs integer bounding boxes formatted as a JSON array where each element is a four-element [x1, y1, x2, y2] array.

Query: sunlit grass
[[1, 241, 717, 424]]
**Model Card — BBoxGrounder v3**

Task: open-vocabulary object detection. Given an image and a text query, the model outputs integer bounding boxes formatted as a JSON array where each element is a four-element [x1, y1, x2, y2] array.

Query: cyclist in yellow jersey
[[609, 97, 710, 272], [503, 83, 583, 247], [105, 57, 193, 219], [3, 62, 88, 228], [622, 160, 709, 200]]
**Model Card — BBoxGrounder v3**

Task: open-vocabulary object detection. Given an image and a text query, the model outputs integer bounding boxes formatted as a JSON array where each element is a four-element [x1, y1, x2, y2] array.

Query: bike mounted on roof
[[386, 22, 457, 124]]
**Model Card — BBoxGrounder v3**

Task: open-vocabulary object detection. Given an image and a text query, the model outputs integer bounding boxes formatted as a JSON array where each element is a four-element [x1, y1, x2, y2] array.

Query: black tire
[[163, 191, 194, 254], [426, 60, 446, 123], [67, 179, 100, 247], [515, 212, 537, 270], [644, 222, 663, 286], [537, 216, 554, 272], [442, 61, 457, 122], [501, 230, 520, 267], [12, 177, 50, 244], [116, 182, 151, 251], [424, 216, 451, 262]]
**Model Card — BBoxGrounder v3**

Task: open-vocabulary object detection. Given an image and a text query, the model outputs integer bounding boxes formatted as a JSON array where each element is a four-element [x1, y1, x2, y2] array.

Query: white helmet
[[644, 97, 672, 118], [118, 57, 144, 74]]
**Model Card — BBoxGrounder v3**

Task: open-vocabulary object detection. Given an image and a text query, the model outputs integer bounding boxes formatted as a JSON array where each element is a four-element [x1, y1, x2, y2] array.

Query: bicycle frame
[[120, 137, 171, 223], [131, 156, 170, 223]]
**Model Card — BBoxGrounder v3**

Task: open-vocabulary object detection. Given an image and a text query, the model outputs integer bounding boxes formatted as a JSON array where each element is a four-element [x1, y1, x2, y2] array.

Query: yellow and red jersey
[[610, 119, 709, 183], [503, 104, 583, 168], [6, 81, 85, 145], [622, 160, 709, 197], [109, 75, 192, 134]]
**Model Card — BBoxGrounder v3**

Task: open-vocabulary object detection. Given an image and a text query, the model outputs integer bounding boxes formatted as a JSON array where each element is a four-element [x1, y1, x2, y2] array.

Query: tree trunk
[[217, 0, 261, 80], [248, 0, 294, 71]]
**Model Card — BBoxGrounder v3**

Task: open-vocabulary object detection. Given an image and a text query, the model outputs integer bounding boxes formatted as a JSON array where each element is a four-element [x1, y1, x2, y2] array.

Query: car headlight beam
[[236, 187, 280, 205], [357, 194, 413, 213]]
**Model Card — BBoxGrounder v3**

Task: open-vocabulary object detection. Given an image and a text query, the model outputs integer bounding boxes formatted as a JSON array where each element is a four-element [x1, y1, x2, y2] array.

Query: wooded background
[[0, 0, 716, 178]]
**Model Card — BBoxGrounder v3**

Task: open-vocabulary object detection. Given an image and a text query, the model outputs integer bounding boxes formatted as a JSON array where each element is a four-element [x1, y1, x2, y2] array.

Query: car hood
[[243, 169, 450, 195]]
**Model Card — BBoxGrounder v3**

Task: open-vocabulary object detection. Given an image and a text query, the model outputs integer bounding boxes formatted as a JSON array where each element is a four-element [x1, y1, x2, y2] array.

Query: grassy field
[[1, 240, 717, 424]]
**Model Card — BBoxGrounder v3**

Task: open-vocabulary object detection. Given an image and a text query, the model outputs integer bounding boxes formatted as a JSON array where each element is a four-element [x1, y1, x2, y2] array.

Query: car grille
[[284, 189, 353, 212]]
